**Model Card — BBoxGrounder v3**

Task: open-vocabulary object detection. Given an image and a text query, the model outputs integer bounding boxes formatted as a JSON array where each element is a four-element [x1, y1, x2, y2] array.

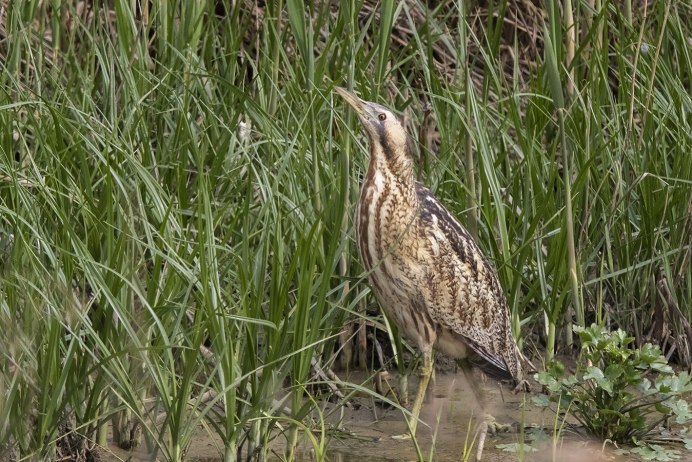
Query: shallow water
[[105, 371, 632, 462]]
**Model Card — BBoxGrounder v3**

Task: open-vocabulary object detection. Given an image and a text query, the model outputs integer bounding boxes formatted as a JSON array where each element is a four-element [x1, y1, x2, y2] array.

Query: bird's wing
[[414, 184, 521, 382]]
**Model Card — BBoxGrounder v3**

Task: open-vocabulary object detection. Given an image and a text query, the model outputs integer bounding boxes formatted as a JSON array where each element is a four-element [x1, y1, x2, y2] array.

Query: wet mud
[[104, 370, 639, 462]]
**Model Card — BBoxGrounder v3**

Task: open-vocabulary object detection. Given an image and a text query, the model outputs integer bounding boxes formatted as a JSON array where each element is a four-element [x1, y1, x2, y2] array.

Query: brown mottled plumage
[[337, 88, 524, 461]]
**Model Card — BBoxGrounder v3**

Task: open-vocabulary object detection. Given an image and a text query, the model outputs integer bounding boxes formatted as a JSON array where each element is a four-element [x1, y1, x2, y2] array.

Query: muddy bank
[[103, 369, 640, 462]]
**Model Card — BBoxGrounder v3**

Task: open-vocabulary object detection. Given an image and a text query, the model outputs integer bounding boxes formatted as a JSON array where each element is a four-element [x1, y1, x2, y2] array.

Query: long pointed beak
[[335, 87, 369, 121]]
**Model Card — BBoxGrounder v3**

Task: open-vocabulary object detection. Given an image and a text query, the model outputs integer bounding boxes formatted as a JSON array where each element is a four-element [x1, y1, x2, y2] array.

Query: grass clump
[[536, 324, 692, 445]]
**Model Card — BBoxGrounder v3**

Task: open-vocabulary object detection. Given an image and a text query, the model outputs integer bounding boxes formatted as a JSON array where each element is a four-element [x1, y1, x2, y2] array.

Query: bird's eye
[[378, 113, 387, 121]]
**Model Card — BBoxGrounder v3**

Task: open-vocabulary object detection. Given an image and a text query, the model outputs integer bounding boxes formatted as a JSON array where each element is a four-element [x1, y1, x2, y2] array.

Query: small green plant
[[536, 324, 692, 445]]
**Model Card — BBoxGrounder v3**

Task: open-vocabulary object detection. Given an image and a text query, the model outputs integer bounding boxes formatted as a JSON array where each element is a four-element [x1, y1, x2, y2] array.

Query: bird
[[336, 87, 526, 461]]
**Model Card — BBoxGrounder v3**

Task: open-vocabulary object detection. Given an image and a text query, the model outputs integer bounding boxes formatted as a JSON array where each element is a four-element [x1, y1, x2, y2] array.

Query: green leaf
[[667, 399, 692, 424], [639, 378, 655, 394], [532, 394, 551, 408], [546, 359, 565, 377], [526, 426, 551, 444], [376, 0, 396, 85], [286, 0, 308, 61], [535, 371, 561, 393], [575, 324, 601, 346], [651, 362, 674, 374], [562, 374, 579, 387], [584, 366, 613, 395], [604, 364, 624, 382], [638, 343, 667, 368], [630, 444, 681, 461], [583, 367, 605, 381], [656, 373, 692, 394], [612, 329, 634, 348], [556, 391, 575, 409]]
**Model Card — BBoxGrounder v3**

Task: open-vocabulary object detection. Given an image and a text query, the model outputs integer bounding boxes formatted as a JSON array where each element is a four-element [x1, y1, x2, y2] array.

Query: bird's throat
[[356, 158, 418, 271]]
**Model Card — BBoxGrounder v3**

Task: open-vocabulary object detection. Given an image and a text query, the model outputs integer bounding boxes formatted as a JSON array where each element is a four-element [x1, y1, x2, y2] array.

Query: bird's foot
[[391, 432, 412, 440], [475, 414, 514, 461], [513, 379, 531, 393], [484, 415, 513, 435]]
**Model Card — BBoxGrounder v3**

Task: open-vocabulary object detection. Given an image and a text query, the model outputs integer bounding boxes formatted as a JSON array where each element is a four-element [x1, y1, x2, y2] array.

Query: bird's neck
[[362, 158, 418, 208], [356, 148, 418, 272], [366, 144, 417, 204]]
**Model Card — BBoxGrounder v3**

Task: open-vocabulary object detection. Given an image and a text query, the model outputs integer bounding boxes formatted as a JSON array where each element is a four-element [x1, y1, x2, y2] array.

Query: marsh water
[[106, 371, 631, 462]]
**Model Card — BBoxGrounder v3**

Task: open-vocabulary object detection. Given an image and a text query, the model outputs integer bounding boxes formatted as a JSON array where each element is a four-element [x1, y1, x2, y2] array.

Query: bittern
[[336, 87, 526, 461]]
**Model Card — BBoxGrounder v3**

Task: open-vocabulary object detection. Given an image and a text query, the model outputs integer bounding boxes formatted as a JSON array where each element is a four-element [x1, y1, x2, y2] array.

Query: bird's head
[[336, 87, 415, 181]]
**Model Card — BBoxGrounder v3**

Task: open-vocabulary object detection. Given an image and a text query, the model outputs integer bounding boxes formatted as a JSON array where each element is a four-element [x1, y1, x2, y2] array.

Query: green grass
[[0, 0, 690, 461]]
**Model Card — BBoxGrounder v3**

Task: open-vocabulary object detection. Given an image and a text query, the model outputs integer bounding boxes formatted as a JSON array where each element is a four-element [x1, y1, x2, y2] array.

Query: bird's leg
[[393, 349, 433, 439], [409, 349, 433, 436], [458, 360, 512, 462], [459, 360, 488, 461]]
